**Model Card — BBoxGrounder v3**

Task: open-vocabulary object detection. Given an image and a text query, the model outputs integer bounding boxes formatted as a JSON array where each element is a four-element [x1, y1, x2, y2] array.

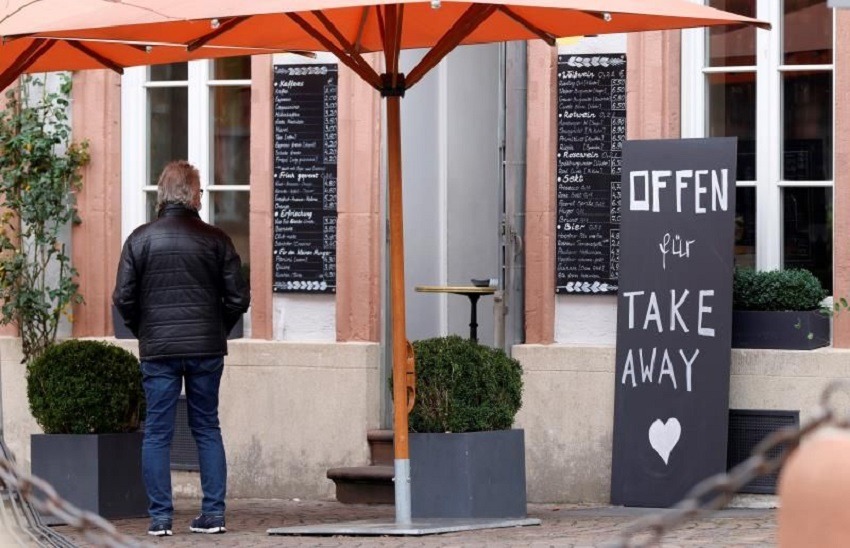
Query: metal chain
[[612, 379, 850, 548], [0, 454, 149, 548]]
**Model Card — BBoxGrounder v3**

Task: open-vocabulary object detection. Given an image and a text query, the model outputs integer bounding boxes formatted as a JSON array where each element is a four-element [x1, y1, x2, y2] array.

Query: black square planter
[[410, 429, 527, 519], [31, 433, 147, 520], [732, 310, 830, 350]]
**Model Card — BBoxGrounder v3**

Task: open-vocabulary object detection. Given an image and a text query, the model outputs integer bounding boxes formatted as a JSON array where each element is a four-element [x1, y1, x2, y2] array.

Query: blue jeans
[[141, 357, 226, 521]]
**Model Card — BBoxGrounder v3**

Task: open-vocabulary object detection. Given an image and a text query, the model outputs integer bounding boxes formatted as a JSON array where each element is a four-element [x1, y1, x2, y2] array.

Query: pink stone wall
[[834, 12, 850, 347], [626, 32, 681, 140], [71, 70, 122, 337], [336, 54, 382, 342], [524, 41, 557, 344], [249, 55, 274, 339]]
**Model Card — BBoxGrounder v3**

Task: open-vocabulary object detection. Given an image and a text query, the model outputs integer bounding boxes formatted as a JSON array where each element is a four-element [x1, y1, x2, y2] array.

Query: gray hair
[[157, 160, 200, 212]]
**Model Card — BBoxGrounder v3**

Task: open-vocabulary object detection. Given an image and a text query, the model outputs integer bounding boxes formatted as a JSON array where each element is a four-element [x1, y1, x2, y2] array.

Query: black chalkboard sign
[[610, 138, 737, 508], [555, 54, 626, 294], [272, 63, 338, 293]]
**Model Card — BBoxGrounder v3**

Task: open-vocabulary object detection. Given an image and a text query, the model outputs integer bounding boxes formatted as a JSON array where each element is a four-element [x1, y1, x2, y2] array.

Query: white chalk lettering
[[698, 290, 715, 337], [623, 290, 714, 337], [630, 171, 650, 211], [694, 170, 709, 214], [644, 292, 662, 333], [658, 349, 677, 389], [659, 233, 696, 269], [622, 347, 702, 391], [627, 169, 729, 213], [712, 169, 728, 212], [670, 289, 689, 332], [675, 170, 692, 213], [640, 348, 657, 383], [680, 348, 699, 392], [651, 170, 671, 213], [623, 291, 645, 329], [622, 350, 637, 387]]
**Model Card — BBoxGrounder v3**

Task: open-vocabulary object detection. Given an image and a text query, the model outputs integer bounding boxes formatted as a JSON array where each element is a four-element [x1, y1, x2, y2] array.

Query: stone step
[[326, 465, 394, 504], [367, 429, 393, 466]]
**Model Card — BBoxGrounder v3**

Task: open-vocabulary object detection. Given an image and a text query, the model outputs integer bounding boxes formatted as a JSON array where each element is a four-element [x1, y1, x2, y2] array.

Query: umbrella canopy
[[0, 37, 293, 90], [0, 0, 768, 524], [1, 0, 768, 92]]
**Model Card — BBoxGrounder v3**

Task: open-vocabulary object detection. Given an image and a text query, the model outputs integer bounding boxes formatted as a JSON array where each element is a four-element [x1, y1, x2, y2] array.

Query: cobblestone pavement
[[56, 500, 776, 547]]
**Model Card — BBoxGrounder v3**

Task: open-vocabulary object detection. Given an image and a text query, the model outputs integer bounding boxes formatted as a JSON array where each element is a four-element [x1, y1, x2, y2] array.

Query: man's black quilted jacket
[[113, 204, 250, 360]]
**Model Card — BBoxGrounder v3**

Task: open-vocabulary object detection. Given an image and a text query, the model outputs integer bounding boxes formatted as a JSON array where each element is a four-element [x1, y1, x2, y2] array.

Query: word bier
[[629, 169, 729, 214]]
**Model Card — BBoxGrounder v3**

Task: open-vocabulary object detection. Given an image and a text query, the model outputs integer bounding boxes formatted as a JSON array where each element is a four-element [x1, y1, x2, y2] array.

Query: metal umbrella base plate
[[267, 517, 541, 536]]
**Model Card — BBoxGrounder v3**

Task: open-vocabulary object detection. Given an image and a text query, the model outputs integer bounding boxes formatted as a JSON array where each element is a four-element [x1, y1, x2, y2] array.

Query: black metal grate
[[727, 409, 799, 494], [171, 395, 200, 471]]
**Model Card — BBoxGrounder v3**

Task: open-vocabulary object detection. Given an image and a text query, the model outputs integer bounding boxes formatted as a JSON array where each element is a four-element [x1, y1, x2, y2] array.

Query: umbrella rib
[[382, 5, 398, 77], [353, 6, 370, 53], [310, 11, 376, 77], [0, 38, 56, 92], [187, 16, 251, 52], [63, 40, 124, 74], [406, 4, 497, 89], [376, 6, 388, 66], [286, 13, 382, 90], [392, 4, 404, 86], [497, 6, 555, 46]]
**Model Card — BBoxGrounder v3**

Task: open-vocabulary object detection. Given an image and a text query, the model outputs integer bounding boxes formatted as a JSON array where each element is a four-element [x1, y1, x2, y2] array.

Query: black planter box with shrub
[[407, 336, 526, 519], [732, 310, 830, 350], [31, 433, 147, 519], [411, 429, 527, 518], [27, 340, 147, 522], [732, 268, 829, 350]]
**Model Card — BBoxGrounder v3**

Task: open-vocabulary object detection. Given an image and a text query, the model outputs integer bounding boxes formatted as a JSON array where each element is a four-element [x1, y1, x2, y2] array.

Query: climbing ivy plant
[[0, 74, 90, 363]]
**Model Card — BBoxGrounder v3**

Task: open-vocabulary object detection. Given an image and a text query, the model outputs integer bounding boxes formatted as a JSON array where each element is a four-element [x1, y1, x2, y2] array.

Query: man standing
[[113, 160, 250, 537]]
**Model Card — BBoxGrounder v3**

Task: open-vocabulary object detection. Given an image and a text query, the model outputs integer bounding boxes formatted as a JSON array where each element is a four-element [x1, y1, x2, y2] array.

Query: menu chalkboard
[[555, 54, 626, 294], [272, 63, 338, 293]]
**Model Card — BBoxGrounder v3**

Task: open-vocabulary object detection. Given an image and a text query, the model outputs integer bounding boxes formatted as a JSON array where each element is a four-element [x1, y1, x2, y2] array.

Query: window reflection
[[214, 58, 251, 80], [782, 71, 832, 181], [708, 0, 756, 66], [150, 63, 188, 81], [210, 191, 250, 278], [146, 192, 158, 222], [708, 72, 756, 181], [148, 87, 188, 186], [212, 87, 251, 186], [783, 0, 832, 65], [783, 187, 832, 292], [735, 187, 756, 269]]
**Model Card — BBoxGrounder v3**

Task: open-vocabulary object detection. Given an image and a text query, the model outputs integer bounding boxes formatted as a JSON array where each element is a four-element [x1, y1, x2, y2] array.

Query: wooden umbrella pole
[[386, 93, 412, 524]]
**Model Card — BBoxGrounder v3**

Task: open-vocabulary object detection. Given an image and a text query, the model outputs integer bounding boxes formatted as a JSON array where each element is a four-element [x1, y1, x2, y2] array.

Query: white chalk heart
[[648, 418, 681, 465]]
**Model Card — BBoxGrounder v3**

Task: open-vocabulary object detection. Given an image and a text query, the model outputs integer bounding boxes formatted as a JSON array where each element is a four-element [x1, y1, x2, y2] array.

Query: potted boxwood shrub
[[732, 268, 829, 349], [28, 339, 147, 519], [408, 335, 525, 518]]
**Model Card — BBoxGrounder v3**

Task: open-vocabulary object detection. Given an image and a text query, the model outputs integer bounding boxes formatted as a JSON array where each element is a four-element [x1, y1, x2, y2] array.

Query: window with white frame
[[682, 0, 833, 291], [121, 58, 252, 279]]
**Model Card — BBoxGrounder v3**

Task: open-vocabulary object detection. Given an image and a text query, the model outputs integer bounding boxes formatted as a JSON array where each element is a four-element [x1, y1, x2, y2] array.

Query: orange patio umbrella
[[0, 37, 290, 91], [0, 0, 767, 523]]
